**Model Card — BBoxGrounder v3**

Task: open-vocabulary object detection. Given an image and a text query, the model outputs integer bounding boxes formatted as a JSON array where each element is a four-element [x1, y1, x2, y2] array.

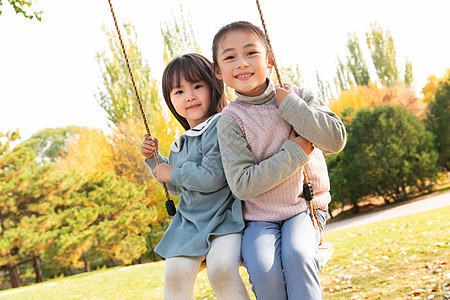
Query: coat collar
[[170, 113, 221, 153], [185, 113, 221, 137]]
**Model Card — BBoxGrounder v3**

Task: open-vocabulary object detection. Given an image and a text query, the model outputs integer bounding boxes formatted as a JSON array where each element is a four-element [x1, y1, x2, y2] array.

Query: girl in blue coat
[[140, 53, 249, 300]]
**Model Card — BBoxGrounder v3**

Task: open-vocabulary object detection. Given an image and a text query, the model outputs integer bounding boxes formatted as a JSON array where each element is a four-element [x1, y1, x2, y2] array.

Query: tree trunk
[[103, 258, 114, 268], [61, 267, 70, 277], [351, 198, 360, 214], [7, 262, 22, 288], [33, 255, 44, 283], [148, 227, 157, 262], [82, 254, 90, 273]]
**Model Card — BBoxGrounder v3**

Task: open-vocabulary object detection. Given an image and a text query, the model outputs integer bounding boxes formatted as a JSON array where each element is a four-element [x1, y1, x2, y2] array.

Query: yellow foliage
[[109, 119, 151, 185], [421, 68, 450, 103], [110, 118, 181, 222], [56, 128, 114, 174], [69, 253, 80, 265], [329, 82, 426, 118], [113, 245, 121, 256], [422, 75, 439, 103]]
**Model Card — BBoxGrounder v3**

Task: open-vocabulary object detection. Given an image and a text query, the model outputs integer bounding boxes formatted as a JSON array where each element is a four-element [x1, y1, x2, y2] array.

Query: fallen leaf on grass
[[431, 284, 439, 292], [409, 288, 426, 296]]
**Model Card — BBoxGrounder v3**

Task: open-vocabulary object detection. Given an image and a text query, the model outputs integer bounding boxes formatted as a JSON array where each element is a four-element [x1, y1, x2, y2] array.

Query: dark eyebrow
[[220, 43, 258, 56]]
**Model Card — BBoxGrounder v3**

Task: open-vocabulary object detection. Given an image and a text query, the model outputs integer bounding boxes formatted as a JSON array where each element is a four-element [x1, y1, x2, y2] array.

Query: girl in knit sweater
[[212, 21, 346, 299], [140, 53, 250, 300]]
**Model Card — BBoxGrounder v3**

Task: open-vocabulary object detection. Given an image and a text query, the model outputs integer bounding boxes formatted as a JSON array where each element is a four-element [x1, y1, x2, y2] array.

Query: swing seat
[[198, 242, 333, 273], [318, 242, 334, 267]]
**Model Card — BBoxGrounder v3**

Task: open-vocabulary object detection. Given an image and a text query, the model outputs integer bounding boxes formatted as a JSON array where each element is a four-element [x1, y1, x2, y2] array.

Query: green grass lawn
[[1, 206, 449, 299]]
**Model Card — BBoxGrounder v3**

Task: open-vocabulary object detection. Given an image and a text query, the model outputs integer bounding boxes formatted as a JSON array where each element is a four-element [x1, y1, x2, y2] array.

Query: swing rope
[[255, 0, 322, 239], [107, 0, 176, 217]]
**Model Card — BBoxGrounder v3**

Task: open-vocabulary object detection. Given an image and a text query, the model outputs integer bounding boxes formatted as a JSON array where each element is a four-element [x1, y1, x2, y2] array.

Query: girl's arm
[[277, 87, 346, 154], [169, 123, 228, 193], [217, 114, 309, 200], [145, 154, 183, 196]]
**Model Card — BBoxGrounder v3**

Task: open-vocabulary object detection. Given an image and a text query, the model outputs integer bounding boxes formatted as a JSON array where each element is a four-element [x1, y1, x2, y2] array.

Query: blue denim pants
[[241, 210, 328, 300]]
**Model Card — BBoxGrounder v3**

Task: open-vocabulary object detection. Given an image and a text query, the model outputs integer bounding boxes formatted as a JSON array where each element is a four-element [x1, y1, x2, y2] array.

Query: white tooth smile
[[237, 74, 252, 79]]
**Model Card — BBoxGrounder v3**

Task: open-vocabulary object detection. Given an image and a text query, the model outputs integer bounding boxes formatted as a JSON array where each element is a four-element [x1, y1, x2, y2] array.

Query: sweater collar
[[235, 78, 275, 105]]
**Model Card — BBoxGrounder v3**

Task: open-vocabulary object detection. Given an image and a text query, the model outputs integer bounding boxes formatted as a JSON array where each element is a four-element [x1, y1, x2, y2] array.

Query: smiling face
[[170, 75, 212, 129], [214, 29, 274, 97]]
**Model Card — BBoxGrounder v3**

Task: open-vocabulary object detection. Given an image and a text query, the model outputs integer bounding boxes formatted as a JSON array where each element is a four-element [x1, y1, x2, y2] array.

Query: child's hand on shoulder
[[289, 129, 314, 156], [275, 84, 294, 107], [140, 134, 158, 159], [153, 163, 173, 182]]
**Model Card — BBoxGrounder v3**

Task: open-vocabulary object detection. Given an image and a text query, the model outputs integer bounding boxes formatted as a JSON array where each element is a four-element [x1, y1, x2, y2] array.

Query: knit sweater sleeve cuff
[[281, 139, 309, 166], [278, 93, 304, 121]]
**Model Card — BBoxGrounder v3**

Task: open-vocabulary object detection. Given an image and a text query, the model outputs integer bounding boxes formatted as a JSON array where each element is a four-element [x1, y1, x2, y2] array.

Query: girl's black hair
[[162, 53, 227, 130]]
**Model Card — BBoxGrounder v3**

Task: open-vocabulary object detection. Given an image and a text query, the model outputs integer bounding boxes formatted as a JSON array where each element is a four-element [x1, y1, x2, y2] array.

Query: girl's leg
[[164, 255, 203, 300], [206, 233, 250, 300], [242, 221, 286, 300], [281, 211, 324, 300]]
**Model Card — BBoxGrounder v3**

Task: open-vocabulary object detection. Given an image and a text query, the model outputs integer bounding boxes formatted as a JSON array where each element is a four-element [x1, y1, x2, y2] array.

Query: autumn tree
[[96, 23, 161, 128], [21, 126, 80, 162], [96, 20, 183, 216], [422, 75, 441, 103], [404, 58, 414, 87], [334, 22, 414, 93], [328, 83, 426, 119], [18, 169, 157, 274], [0, 0, 41, 20], [366, 22, 400, 86], [109, 119, 169, 220], [335, 57, 351, 92], [54, 123, 170, 260], [421, 69, 450, 103], [335, 33, 370, 91], [0, 132, 53, 287], [160, 5, 201, 65], [274, 63, 302, 88], [316, 70, 332, 102], [0, 131, 19, 154], [329, 105, 439, 211], [426, 76, 450, 170], [96, 22, 182, 151], [56, 127, 114, 174], [1, 128, 159, 284]]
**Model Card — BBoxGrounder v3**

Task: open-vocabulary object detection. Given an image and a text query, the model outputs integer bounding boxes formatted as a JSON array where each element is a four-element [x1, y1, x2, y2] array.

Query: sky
[[1, 0, 449, 141]]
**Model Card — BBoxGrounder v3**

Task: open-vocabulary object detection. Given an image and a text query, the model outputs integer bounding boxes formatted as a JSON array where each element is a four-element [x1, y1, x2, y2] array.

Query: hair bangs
[[170, 57, 206, 90]]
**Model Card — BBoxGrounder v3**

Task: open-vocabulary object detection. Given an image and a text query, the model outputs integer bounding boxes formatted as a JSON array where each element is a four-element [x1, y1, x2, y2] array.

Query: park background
[[0, 0, 449, 299]]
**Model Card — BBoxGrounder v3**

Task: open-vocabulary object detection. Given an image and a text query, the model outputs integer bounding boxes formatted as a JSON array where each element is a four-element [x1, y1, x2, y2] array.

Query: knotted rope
[[107, 0, 176, 217], [255, 0, 321, 239]]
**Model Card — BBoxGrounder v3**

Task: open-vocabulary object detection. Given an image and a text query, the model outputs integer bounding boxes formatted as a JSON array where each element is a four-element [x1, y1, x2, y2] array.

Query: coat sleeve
[[217, 114, 309, 200], [169, 122, 228, 193], [145, 154, 183, 196], [278, 87, 346, 154]]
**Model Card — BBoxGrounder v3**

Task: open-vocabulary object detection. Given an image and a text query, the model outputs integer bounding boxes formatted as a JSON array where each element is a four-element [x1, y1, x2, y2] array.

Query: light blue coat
[[146, 114, 244, 258]]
